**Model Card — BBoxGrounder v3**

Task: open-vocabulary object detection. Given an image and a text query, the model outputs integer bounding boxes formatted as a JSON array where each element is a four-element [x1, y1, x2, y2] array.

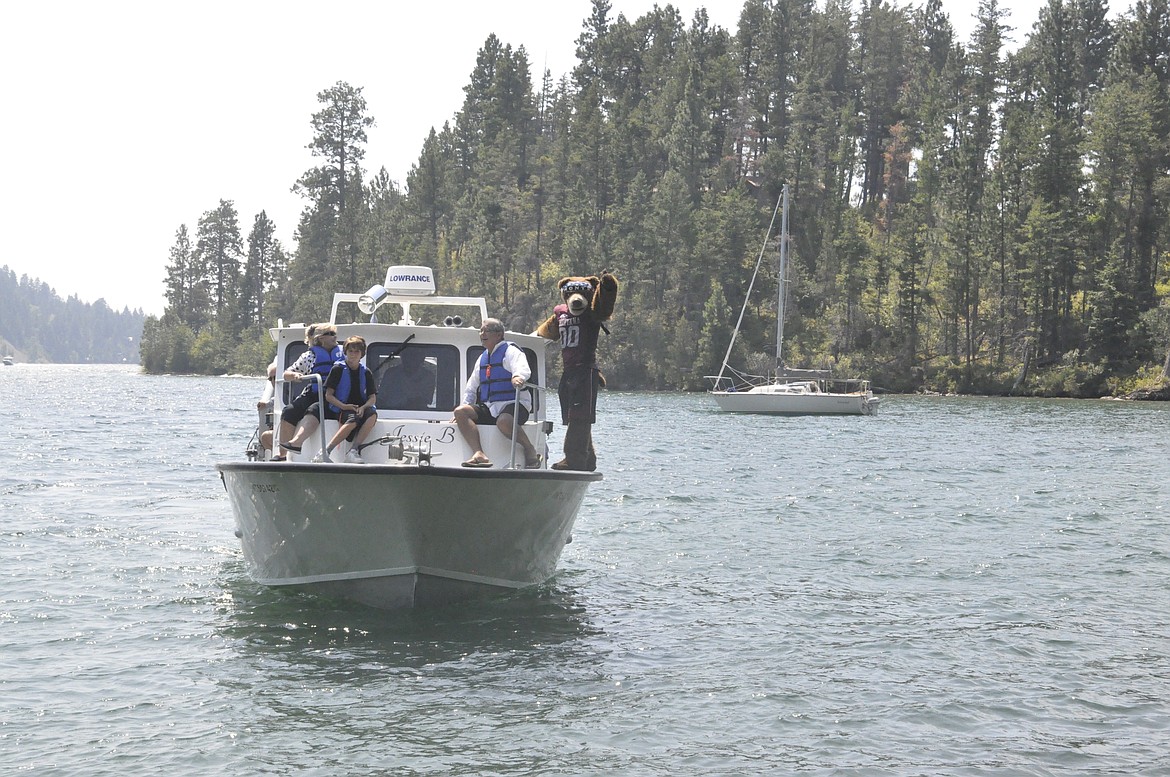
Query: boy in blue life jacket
[[317, 336, 378, 464]]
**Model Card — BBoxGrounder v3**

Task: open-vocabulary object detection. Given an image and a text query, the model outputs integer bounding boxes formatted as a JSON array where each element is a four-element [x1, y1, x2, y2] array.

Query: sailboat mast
[[712, 190, 784, 388], [775, 183, 789, 374]]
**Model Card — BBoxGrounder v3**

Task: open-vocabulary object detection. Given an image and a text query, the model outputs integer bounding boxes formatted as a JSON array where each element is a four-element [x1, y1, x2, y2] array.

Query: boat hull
[[710, 389, 877, 415], [217, 462, 601, 609]]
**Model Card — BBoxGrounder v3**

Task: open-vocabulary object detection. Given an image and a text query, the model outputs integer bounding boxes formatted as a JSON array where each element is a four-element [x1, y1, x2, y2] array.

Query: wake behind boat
[[708, 185, 878, 416], [217, 266, 601, 609]]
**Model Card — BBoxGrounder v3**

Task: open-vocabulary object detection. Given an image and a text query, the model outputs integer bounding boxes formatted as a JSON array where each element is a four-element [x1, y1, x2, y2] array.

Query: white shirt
[[463, 340, 532, 416], [258, 377, 275, 406], [258, 357, 277, 406]]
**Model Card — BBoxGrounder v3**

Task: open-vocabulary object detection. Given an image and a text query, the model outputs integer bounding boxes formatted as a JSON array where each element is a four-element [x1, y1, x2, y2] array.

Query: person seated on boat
[[378, 346, 436, 410], [275, 324, 341, 460], [313, 335, 378, 464], [453, 318, 540, 468], [257, 357, 277, 458]]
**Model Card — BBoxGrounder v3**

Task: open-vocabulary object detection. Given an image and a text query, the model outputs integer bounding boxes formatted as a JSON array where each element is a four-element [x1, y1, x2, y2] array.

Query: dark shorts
[[280, 389, 319, 425], [336, 406, 376, 441], [472, 402, 529, 426], [296, 402, 374, 440], [558, 367, 600, 425], [338, 406, 376, 425], [299, 403, 376, 442]]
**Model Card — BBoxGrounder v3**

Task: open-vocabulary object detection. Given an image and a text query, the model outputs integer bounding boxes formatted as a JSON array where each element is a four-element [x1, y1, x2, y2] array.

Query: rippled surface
[[2, 365, 1168, 774]]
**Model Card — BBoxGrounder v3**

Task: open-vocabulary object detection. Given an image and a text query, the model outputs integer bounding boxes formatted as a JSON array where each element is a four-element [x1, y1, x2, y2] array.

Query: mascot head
[[560, 277, 598, 317]]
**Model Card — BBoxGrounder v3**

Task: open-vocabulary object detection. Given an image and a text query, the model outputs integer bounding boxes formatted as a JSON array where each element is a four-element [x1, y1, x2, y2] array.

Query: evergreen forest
[[0, 266, 144, 364], [141, 0, 1170, 397]]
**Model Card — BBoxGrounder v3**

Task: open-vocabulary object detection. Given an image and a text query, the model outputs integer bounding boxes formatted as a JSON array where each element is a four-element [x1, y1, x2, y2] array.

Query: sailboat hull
[[710, 382, 878, 415]]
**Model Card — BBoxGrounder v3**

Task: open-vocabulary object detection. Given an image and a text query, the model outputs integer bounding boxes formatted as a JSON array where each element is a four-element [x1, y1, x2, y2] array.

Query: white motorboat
[[217, 266, 601, 609], [708, 184, 878, 416], [2, 356, 13, 366]]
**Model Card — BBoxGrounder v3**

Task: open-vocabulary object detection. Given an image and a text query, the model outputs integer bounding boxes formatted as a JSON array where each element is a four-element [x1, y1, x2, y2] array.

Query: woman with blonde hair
[[273, 324, 342, 460]]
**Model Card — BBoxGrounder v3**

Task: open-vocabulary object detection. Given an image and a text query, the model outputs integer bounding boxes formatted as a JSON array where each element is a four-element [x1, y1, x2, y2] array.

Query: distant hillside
[[0, 266, 145, 363]]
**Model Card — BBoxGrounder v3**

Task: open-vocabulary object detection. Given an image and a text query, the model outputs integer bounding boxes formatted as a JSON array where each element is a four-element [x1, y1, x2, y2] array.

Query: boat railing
[[275, 373, 331, 462], [705, 366, 769, 392], [329, 292, 489, 327], [505, 383, 546, 470]]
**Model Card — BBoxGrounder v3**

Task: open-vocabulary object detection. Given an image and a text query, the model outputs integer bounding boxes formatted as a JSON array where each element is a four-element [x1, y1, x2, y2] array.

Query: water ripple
[[2, 373, 1170, 773]]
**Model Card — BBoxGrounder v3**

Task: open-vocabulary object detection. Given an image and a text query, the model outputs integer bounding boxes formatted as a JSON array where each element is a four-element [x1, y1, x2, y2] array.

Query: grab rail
[[275, 374, 330, 462], [505, 382, 545, 470]]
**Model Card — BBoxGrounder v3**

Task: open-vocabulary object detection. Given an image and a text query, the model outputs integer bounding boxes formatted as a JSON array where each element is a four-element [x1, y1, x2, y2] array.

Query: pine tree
[[194, 199, 244, 329], [287, 82, 375, 315], [162, 224, 205, 328], [239, 211, 283, 331]]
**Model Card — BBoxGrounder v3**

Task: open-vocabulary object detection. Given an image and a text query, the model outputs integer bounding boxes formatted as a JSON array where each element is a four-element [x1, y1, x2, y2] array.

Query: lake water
[[2, 364, 1168, 775]]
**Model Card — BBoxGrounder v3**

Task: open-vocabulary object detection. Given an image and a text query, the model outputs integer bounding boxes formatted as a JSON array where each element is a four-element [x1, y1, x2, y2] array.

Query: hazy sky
[[2, 0, 1049, 316]]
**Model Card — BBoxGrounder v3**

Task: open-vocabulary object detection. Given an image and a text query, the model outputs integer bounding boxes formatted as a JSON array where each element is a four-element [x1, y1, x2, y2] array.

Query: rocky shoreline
[[1124, 383, 1170, 401]]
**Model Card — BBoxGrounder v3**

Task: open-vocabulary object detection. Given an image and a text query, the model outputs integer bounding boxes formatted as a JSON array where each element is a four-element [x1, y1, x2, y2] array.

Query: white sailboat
[[708, 184, 878, 416]]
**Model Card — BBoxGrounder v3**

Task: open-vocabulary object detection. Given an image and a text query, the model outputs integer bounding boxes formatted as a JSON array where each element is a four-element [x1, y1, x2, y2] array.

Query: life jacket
[[329, 363, 369, 413], [307, 344, 342, 393], [478, 343, 518, 403]]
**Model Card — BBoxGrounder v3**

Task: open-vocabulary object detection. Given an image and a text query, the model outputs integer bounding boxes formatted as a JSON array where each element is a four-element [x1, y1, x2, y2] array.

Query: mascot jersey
[[553, 304, 602, 371]]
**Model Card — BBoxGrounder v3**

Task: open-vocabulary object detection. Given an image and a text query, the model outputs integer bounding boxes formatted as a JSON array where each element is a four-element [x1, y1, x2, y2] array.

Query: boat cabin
[[263, 266, 551, 468]]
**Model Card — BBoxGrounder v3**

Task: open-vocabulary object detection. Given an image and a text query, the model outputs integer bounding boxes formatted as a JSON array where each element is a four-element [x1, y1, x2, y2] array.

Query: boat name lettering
[[251, 484, 278, 493], [390, 425, 456, 444]]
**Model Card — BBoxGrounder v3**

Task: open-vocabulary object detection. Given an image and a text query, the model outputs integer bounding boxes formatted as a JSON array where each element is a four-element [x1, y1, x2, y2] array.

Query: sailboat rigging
[[707, 184, 878, 416]]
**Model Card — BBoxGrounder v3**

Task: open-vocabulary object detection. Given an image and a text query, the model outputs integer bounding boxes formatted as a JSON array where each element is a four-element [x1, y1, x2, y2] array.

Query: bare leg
[[352, 413, 378, 449], [284, 416, 320, 448], [325, 421, 357, 454], [277, 419, 296, 448], [496, 412, 537, 463], [454, 403, 489, 463]]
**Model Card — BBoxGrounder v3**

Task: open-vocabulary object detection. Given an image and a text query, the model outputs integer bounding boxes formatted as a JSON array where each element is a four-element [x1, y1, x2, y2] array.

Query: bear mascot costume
[[534, 271, 619, 471]]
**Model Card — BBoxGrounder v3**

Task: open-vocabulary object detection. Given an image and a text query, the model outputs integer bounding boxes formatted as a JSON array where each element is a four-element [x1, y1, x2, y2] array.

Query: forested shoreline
[[0, 266, 144, 364], [141, 0, 1170, 398]]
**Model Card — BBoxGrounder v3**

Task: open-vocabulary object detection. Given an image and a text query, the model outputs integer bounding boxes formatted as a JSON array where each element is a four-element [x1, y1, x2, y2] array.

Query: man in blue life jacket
[[453, 318, 541, 468]]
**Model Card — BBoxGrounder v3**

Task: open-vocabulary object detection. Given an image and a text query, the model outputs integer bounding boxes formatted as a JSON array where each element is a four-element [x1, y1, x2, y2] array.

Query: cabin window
[[368, 342, 460, 412]]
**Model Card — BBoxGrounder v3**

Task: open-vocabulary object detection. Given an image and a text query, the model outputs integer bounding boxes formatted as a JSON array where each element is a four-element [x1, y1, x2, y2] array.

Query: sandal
[[462, 457, 493, 468]]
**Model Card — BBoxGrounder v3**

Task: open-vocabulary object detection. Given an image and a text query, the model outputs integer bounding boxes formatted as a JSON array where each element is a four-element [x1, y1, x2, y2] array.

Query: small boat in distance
[[217, 266, 602, 609], [2, 356, 13, 366], [708, 185, 878, 416]]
